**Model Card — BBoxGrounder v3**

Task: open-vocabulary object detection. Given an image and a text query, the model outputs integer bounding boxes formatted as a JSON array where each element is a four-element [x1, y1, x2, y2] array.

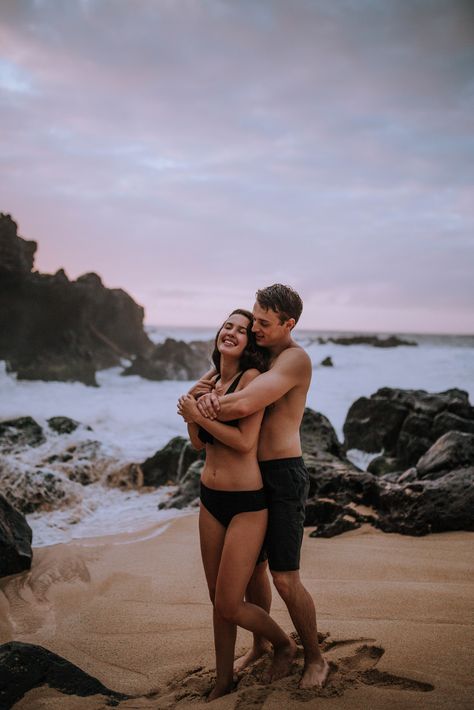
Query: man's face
[[251, 301, 292, 347]]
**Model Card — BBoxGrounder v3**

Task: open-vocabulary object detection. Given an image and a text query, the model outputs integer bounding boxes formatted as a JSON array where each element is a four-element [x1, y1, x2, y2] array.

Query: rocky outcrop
[[0, 415, 148, 515], [343, 387, 474, 468], [0, 213, 153, 386], [0, 496, 33, 578], [0, 642, 130, 709], [0, 417, 45, 452], [316, 334, 417, 347], [159, 460, 204, 510], [319, 356, 333, 367], [123, 338, 211, 381], [140, 436, 204, 486]]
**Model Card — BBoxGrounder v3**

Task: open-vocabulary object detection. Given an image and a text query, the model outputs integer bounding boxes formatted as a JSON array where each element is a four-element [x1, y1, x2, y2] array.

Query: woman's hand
[[188, 377, 216, 399], [177, 394, 201, 423]]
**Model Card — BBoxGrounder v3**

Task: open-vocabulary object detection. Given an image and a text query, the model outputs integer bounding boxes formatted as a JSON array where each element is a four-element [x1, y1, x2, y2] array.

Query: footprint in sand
[[159, 632, 434, 709]]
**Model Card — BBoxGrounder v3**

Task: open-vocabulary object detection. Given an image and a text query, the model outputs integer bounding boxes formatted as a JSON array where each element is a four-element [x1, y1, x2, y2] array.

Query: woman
[[178, 309, 296, 701]]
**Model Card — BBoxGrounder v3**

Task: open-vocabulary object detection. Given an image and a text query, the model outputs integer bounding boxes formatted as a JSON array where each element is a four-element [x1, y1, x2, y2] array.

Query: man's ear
[[286, 318, 296, 331]]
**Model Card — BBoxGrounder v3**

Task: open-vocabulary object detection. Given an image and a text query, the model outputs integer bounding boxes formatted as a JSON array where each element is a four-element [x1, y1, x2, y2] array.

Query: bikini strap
[[225, 370, 245, 395]]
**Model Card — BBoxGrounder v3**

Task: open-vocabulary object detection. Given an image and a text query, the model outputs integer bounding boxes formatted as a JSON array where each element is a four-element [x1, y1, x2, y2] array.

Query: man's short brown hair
[[256, 284, 303, 324]]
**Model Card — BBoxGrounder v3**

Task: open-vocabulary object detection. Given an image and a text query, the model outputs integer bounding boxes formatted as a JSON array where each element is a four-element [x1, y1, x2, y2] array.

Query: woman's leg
[[215, 510, 296, 679], [198, 504, 236, 700]]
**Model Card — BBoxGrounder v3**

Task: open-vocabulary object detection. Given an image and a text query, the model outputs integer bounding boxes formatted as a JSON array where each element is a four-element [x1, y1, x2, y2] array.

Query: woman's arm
[[187, 367, 218, 399], [187, 422, 205, 451]]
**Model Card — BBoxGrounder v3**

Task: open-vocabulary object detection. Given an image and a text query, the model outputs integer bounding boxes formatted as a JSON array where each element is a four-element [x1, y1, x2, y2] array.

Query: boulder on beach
[[0, 213, 153, 386], [140, 436, 204, 486], [0, 495, 33, 578], [343, 387, 474, 468]]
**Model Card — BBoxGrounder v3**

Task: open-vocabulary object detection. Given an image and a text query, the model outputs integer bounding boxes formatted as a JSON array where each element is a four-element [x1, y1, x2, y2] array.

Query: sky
[[1, 0, 473, 334]]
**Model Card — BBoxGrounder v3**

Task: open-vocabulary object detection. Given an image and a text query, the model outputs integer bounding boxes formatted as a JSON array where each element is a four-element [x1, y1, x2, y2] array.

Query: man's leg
[[271, 570, 329, 688], [233, 560, 272, 673]]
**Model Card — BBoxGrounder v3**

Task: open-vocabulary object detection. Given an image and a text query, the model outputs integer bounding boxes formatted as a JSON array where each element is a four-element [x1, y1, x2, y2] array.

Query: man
[[193, 284, 329, 688]]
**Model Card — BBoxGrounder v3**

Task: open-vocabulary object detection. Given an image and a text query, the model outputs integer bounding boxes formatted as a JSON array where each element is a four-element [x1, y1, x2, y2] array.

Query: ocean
[[1, 327, 473, 546]]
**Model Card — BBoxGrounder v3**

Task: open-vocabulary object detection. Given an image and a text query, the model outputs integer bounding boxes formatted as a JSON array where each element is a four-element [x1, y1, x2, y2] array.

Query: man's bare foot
[[262, 637, 297, 683], [299, 657, 330, 689], [206, 681, 234, 702], [234, 643, 271, 674]]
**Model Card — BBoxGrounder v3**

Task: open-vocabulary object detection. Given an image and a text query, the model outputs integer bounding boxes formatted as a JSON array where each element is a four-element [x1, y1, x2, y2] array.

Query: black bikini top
[[198, 371, 245, 445]]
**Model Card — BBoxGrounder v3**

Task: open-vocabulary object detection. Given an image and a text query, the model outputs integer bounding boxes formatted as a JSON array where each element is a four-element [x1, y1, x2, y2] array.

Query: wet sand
[[0, 515, 473, 709]]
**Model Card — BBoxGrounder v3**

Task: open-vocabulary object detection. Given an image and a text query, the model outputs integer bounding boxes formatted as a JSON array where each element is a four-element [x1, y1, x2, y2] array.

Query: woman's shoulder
[[238, 368, 262, 388]]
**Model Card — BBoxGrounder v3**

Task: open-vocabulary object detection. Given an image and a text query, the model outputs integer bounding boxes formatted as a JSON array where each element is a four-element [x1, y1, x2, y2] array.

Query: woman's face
[[217, 313, 250, 359]]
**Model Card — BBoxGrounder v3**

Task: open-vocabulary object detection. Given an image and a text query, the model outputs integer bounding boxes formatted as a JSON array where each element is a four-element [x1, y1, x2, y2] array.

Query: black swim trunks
[[258, 457, 310, 572], [200, 481, 267, 528]]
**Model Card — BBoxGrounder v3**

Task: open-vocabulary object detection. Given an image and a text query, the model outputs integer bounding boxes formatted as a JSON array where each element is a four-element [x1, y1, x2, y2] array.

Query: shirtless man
[[193, 284, 329, 688]]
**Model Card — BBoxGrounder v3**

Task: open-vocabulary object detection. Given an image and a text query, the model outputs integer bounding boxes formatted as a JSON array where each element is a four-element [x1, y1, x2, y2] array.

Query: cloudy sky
[[1, 0, 473, 333]]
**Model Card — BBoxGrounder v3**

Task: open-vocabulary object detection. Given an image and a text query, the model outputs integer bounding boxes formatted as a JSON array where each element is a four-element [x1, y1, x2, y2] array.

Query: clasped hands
[[177, 377, 221, 423]]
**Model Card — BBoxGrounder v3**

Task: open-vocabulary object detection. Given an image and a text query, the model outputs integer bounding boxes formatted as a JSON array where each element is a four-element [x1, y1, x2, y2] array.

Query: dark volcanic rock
[[367, 455, 400, 476], [317, 334, 417, 348], [0, 213, 36, 277], [375, 467, 474, 535], [344, 396, 409, 455], [47, 416, 87, 435], [123, 338, 210, 381], [0, 641, 130, 709], [416, 431, 474, 479], [0, 417, 45, 453], [343, 387, 474, 469], [320, 356, 333, 367], [0, 214, 153, 385], [159, 459, 204, 510], [300, 408, 344, 458], [141, 436, 204, 487], [0, 496, 32, 578]]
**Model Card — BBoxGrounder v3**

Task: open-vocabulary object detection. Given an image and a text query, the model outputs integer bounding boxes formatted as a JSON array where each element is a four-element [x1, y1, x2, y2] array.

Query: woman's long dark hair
[[211, 308, 269, 374]]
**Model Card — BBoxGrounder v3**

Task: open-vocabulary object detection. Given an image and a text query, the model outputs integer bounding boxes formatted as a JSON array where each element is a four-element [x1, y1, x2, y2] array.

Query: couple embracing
[[177, 284, 329, 701]]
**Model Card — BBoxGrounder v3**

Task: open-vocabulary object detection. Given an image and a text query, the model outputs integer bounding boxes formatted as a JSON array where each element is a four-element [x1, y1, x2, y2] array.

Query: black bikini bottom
[[200, 481, 267, 528]]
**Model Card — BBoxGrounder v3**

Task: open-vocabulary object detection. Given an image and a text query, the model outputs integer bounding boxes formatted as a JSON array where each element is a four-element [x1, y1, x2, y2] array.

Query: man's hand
[[188, 376, 216, 399], [196, 392, 221, 419], [177, 394, 200, 423]]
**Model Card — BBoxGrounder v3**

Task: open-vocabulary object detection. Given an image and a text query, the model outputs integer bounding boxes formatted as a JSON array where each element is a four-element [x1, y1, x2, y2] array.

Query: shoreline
[[1, 515, 473, 708]]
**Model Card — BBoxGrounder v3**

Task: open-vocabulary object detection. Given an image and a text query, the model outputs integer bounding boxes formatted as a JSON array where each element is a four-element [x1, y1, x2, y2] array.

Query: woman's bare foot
[[234, 643, 271, 674], [263, 637, 297, 683], [206, 681, 234, 702], [299, 657, 330, 689]]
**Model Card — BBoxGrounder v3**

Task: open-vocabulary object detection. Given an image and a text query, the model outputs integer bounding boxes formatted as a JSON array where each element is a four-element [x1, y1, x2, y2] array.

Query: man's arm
[[196, 348, 311, 421]]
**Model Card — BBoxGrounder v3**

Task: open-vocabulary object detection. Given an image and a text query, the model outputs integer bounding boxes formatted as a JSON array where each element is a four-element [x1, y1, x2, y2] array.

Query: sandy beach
[[1, 515, 473, 709]]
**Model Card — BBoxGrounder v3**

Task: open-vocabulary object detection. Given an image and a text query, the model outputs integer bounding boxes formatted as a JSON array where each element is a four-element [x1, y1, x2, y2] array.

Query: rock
[[375, 467, 474, 535], [141, 436, 204, 487], [123, 338, 210, 381], [396, 412, 435, 468], [0, 456, 82, 513], [300, 408, 344, 458], [105, 462, 144, 489], [0, 417, 45, 453], [0, 214, 153, 386], [343, 395, 409, 454], [416, 432, 474, 479], [0, 641, 130, 709], [159, 460, 204, 510], [47, 416, 88, 435], [317, 334, 417, 347], [343, 387, 474, 468], [320, 356, 333, 367], [0, 213, 36, 277], [432, 411, 474, 439], [0, 495, 32, 578], [367, 456, 400, 476]]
